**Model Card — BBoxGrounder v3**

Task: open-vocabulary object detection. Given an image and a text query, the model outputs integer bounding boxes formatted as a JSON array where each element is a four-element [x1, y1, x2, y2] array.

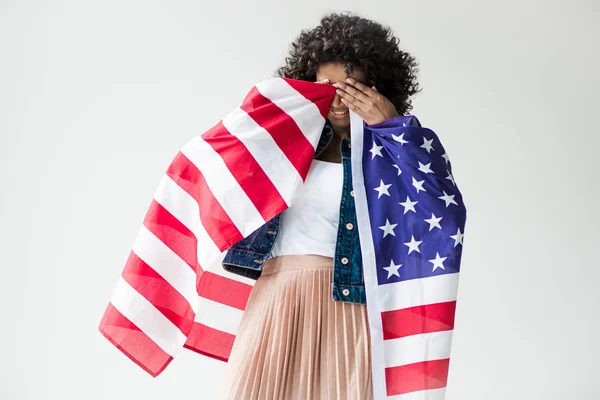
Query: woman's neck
[[316, 135, 342, 163], [315, 126, 350, 163], [333, 126, 350, 139]]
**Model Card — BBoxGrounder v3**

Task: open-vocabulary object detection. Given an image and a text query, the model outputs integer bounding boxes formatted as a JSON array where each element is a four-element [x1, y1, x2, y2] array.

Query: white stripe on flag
[[154, 175, 220, 270], [110, 277, 187, 356], [387, 387, 447, 400], [349, 109, 387, 400], [383, 330, 453, 368], [194, 296, 244, 335], [132, 225, 199, 309], [181, 136, 265, 238], [255, 79, 326, 149], [378, 273, 459, 312], [153, 175, 255, 285], [222, 107, 303, 207]]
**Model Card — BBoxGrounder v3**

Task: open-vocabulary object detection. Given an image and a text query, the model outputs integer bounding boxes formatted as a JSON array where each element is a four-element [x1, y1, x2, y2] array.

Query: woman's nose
[[331, 93, 343, 108]]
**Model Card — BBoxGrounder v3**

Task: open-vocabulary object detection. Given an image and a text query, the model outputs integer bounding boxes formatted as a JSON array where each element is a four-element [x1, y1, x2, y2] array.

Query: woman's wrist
[[366, 115, 404, 129]]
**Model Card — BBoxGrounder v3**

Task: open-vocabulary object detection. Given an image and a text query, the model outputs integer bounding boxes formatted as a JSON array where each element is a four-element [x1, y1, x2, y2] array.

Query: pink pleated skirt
[[219, 254, 373, 400]]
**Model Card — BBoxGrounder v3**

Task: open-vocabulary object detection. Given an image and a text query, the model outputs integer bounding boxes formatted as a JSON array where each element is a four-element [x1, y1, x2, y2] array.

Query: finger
[[316, 78, 330, 84], [346, 78, 378, 98], [334, 82, 369, 104], [340, 98, 369, 121], [372, 86, 378, 92], [340, 95, 367, 114], [335, 88, 360, 107]]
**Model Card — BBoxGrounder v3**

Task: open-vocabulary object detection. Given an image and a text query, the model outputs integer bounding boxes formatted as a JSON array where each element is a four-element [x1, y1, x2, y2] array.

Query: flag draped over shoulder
[[350, 112, 467, 400], [99, 78, 336, 376], [99, 77, 467, 400]]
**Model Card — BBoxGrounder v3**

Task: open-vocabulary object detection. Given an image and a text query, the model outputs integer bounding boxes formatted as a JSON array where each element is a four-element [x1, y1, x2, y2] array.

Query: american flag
[[98, 77, 336, 375], [350, 112, 467, 399], [98, 77, 467, 400]]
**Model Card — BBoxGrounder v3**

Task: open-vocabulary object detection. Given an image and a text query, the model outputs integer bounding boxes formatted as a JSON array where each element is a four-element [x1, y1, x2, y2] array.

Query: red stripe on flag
[[202, 121, 287, 220], [167, 151, 243, 251], [385, 359, 450, 396], [99, 303, 173, 377], [197, 271, 253, 310], [184, 322, 236, 362], [121, 251, 196, 335], [143, 199, 199, 273], [240, 87, 315, 180], [281, 78, 336, 120], [382, 301, 457, 340]]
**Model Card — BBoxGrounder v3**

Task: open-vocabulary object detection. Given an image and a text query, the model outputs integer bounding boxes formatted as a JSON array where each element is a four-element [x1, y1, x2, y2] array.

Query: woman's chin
[[328, 118, 350, 129], [334, 116, 349, 124]]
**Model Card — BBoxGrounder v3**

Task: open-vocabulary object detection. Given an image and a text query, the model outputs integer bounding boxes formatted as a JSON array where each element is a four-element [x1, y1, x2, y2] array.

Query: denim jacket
[[222, 117, 407, 305]]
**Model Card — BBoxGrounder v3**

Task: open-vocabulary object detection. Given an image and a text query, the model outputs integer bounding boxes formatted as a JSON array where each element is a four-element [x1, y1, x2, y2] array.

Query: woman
[[219, 12, 420, 400]]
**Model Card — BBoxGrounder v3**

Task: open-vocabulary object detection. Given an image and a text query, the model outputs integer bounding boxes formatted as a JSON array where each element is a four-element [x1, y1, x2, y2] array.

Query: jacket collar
[[314, 120, 334, 158]]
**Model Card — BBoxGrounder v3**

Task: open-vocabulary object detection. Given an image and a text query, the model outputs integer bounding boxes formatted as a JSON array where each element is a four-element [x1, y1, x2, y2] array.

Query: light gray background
[[1, 0, 598, 399]]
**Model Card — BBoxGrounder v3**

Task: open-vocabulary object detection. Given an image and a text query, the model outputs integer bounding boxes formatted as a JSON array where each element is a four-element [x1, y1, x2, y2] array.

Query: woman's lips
[[329, 109, 349, 118]]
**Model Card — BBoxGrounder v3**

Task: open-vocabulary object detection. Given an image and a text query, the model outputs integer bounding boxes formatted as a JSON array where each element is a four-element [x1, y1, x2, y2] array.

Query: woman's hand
[[333, 78, 399, 125]]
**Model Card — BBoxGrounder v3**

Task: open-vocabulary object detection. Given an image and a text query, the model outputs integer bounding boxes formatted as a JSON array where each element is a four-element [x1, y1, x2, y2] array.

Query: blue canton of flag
[[364, 116, 466, 285]]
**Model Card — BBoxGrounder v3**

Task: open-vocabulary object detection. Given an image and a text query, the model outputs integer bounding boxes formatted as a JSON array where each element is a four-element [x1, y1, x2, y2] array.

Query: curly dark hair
[[276, 12, 421, 115]]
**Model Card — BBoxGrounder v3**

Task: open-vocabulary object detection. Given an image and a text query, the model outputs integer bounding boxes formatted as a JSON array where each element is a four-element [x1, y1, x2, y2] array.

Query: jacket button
[[342, 288, 350, 296], [346, 223, 353, 230], [341, 257, 349, 265], [350, 190, 355, 197]]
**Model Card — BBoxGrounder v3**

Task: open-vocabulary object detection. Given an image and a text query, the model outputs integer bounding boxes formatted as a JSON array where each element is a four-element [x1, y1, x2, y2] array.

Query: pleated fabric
[[219, 254, 373, 400]]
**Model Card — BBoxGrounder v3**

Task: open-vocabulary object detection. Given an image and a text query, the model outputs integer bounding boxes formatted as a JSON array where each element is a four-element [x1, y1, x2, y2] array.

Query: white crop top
[[270, 159, 343, 259]]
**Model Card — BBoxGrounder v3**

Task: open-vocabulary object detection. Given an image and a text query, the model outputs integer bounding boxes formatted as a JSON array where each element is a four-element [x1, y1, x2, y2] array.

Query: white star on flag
[[383, 259, 402, 279], [445, 171, 456, 186], [374, 179, 391, 198], [370, 141, 384, 159], [399, 196, 418, 214], [438, 190, 458, 207], [424, 213, 443, 231], [421, 137, 434, 153], [429, 252, 447, 272], [393, 164, 402, 175], [378, 219, 398, 237], [450, 227, 464, 247], [392, 132, 408, 145], [404, 235, 423, 254], [418, 161, 433, 174], [411, 176, 426, 193], [442, 152, 450, 164]]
